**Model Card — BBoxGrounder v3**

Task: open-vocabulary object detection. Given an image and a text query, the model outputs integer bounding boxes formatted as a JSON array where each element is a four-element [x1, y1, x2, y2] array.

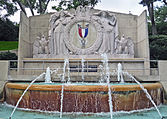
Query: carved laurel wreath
[[63, 17, 103, 55]]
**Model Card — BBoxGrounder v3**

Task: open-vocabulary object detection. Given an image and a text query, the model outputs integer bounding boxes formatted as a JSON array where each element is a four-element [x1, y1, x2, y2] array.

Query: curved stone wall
[[5, 82, 162, 112]]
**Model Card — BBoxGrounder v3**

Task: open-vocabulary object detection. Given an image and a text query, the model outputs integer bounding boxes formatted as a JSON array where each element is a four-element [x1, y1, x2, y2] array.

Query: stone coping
[[6, 82, 162, 92], [23, 58, 145, 62]]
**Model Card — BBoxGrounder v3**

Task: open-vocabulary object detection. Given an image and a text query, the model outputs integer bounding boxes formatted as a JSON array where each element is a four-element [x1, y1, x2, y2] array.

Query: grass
[[0, 41, 18, 51]]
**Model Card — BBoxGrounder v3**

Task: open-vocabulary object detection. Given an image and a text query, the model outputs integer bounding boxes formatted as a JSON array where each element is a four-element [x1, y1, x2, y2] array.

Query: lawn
[[0, 41, 18, 51]]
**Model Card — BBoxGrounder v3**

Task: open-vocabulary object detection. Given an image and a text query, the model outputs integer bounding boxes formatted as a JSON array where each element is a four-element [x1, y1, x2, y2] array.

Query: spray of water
[[66, 59, 71, 83], [62, 59, 68, 82], [45, 67, 52, 83], [9, 72, 45, 119], [117, 63, 125, 83], [60, 59, 68, 118], [60, 84, 64, 118], [123, 71, 163, 119], [99, 65, 104, 83], [101, 53, 113, 119], [81, 58, 85, 82]]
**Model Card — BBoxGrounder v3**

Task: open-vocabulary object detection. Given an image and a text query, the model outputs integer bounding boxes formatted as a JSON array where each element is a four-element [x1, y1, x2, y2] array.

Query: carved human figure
[[48, 13, 59, 54], [50, 11, 74, 55], [76, 6, 91, 17], [38, 34, 49, 54], [93, 11, 117, 54], [115, 34, 133, 54], [33, 36, 40, 57]]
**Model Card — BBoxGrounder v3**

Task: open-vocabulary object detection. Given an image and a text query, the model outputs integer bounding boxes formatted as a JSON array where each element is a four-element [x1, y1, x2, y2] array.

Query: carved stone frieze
[[33, 6, 134, 58]]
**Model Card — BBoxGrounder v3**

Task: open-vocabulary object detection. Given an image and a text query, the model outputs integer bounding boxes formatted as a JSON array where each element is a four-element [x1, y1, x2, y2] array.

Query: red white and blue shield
[[78, 24, 89, 48]]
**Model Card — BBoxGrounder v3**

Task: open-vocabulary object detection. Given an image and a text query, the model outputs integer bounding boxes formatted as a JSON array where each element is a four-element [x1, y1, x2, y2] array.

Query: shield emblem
[[78, 24, 89, 48]]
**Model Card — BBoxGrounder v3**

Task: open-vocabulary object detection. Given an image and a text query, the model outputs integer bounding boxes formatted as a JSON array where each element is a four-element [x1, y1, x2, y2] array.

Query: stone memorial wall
[[32, 6, 135, 58]]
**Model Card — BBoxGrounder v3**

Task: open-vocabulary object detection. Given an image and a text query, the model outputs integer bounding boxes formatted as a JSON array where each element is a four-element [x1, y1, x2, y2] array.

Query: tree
[[160, 0, 167, 5], [149, 35, 167, 60], [155, 5, 167, 35], [12, 0, 53, 16], [140, 0, 157, 35], [1, 0, 100, 17], [0, 0, 18, 17], [52, 0, 100, 11], [0, 0, 54, 17], [0, 18, 19, 41]]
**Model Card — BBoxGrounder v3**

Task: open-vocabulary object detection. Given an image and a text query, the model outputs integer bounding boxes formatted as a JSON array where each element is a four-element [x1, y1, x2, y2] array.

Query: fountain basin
[[5, 82, 162, 113]]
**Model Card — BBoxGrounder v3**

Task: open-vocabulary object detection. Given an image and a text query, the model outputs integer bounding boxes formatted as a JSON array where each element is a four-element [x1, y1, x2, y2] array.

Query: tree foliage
[[0, 51, 17, 60], [148, 5, 167, 60], [0, 0, 55, 17], [0, 0, 100, 17], [149, 35, 167, 60], [12, 0, 54, 16], [0, 51, 18, 68], [147, 5, 167, 35], [155, 5, 167, 23], [155, 5, 167, 35], [52, 0, 100, 11], [0, 18, 19, 41], [0, 0, 18, 17], [139, 0, 157, 35], [157, 0, 167, 5], [163, 0, 167, 5]]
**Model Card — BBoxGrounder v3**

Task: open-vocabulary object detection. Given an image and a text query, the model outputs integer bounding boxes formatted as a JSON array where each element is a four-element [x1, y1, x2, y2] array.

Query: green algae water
[[0, 103, 167, 119]]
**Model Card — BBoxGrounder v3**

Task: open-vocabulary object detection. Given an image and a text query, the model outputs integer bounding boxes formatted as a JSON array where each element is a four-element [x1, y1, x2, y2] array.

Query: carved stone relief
[[33, 6, 134, 58], [33, 34, 50, 57], [114, 34, 134, 55]]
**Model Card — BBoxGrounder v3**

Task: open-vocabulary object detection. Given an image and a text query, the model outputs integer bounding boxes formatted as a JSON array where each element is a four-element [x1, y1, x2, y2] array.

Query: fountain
[[45, 67, 52, 83], [6, 60, 164, 118], [117, 63, 124, 83], [1, 5, 167, 119], [101, 53, 113, 119], [81, 58, 85, 82]]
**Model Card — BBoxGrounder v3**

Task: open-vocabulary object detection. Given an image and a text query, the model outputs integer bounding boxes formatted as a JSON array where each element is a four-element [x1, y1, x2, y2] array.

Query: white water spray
[[60, 84, 64, 118], [101, 53, 113, 119], [9, 72, 45, 119], [117, 63, 124, 83], [60, 59, 68, 118], [62, 59, 68, 82], [81, 58, 85, 82], [66, 59, 70, 83], [99, 65, 104, 83], [45, 67, 52, 83], [124, 72, 162, 119]]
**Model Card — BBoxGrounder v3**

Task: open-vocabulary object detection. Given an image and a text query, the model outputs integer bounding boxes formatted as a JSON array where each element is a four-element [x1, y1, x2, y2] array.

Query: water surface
[[1, 103, 167, 119]]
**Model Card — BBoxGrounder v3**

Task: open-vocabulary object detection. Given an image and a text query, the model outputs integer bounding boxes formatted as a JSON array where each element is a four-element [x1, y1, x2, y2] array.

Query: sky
[[9, 0, 163, 23]]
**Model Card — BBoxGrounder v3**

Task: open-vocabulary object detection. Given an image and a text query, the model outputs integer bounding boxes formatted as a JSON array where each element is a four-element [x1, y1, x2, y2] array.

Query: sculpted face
[[42, 35, 45, 39], [101, 11, 107, 18], [60, 11, 65, 18]]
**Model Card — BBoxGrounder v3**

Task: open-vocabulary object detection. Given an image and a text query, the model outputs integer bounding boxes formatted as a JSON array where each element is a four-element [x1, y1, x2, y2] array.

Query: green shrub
[[0, 18, 19, 41], [149, 35, 167, 60], [0, 51, 17, 68]]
